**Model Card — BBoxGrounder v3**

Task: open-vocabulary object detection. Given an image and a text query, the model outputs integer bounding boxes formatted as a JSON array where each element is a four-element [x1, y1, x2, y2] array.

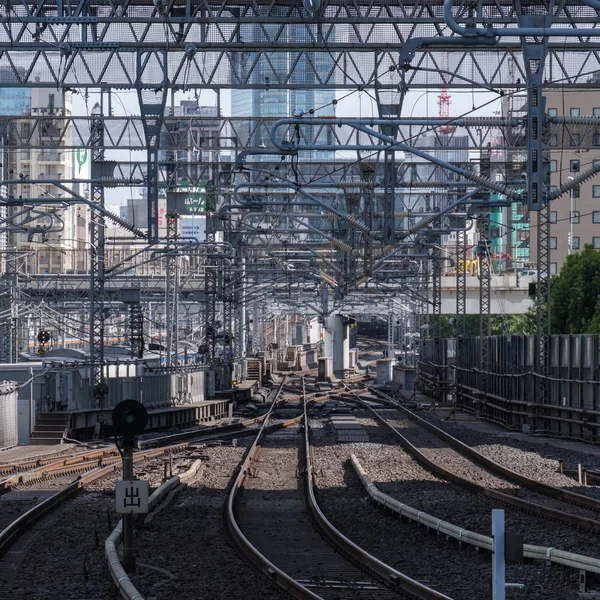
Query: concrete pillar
[[307, 317, 320, 344], [376, 358, 394, 386], [318, 357, 333, 382], [348, 348, 358, 370], [324, 314, 349, 378]]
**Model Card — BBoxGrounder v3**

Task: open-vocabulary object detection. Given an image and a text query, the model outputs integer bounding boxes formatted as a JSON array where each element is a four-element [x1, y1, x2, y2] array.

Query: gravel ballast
[[3, 452, 205, 600], [421, 411, 600, 499], [130, 442, 283, 600], [309, 412, 599, 599]]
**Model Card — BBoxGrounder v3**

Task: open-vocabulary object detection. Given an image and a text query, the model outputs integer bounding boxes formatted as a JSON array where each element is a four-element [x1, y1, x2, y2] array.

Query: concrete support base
[[324, 314, 350, 378], [318, 357, 333, 382], [392, 365, 415, 393], [376, 359, 395, 386], [349, 348, 358, 370]]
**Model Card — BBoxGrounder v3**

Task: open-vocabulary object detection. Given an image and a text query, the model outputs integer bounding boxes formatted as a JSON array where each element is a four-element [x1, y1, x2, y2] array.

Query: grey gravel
[[311, 427, 582, 600], [2, 453, 199, 600], [422, 412, 600, 500], [131, 442, 283, 600]]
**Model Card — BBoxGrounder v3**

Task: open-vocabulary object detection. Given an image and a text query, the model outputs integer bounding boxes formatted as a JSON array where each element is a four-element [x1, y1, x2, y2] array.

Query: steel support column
[[478, 213, 492, 413], [129, 303, 144, 359], [89, 102, 106, 407], [455, 228, 467, 404], [165, 215, 179, 366], [515, 0, 553, 427], [204, 215, 217, 364], [0, 263, 18, 364], [137, 85, 168, 244]]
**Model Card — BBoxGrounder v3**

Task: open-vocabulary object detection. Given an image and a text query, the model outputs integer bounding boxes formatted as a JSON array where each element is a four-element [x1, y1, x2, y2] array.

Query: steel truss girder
[[0, 46, 598, 89], [0, 116, 529, 151]]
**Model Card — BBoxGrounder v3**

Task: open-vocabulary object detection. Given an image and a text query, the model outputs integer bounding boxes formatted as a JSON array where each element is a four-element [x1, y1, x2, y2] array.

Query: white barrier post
[[492, 509, 505, 600]]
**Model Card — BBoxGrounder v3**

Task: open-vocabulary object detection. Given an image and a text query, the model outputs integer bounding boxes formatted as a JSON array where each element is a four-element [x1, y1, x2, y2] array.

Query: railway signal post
[[113, 399, 149, 573]]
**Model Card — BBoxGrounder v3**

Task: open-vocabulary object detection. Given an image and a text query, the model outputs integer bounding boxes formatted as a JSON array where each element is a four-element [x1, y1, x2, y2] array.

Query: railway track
[[347, 386, 600, 533], [0, 441, 193, 559], [0, 377, 300, 563], [224, 376, 452, 600]]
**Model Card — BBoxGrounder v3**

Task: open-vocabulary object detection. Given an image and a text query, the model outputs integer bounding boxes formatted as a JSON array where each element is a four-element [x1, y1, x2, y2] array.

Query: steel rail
[[303, 395, 453, 600], [0, 443, 189, 558], [369, 387, 600, 513], [0, 447, 117, 477], [222, 377, 325, 600], [349, 387, 600, 533]]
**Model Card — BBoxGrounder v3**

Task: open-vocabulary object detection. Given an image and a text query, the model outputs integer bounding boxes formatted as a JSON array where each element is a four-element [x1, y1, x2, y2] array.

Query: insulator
[[338, 181, 373, 189], [468, 173, 517, 199], [459, 117, 521, 127], [549, 160, 600, 199], [329, 237, 353, 253], [344, 214, 370, 234], [552, 116, 600, 126]]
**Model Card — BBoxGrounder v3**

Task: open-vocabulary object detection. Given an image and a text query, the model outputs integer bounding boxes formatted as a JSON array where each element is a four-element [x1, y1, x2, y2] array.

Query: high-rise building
[[121, 99, 230, 239], [4, 89, 88, 274], [530, 86, 600, 273], [500, 89, 530, 270], [231, 25, 336, 159]]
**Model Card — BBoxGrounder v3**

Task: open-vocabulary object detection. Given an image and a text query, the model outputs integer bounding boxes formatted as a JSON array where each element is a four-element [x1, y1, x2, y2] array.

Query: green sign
[[76, 149, 88, 174], [161, 181, 208, 215]]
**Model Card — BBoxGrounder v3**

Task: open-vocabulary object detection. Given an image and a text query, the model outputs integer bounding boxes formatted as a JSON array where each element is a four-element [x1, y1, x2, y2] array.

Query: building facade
[[4, 89, 88, 274], [530, 88, 600, 273]]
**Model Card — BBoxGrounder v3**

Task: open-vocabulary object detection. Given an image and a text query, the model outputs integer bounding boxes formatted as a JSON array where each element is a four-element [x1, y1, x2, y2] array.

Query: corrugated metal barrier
[[417, 334, 600, 442]]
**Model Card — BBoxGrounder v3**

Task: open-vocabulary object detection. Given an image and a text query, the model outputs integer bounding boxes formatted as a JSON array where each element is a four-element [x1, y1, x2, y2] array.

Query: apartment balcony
[[37, 152, 63, 163]]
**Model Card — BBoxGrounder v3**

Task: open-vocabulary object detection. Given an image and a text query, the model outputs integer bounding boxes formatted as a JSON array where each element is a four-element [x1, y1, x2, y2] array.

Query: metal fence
[[39, 363, 207, 412], [0, 382, 19, 449], [417, 334, 600, 443]]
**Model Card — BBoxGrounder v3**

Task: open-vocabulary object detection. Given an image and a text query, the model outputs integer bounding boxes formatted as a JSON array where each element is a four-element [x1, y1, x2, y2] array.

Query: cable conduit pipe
[[105, 459, 203, 600]]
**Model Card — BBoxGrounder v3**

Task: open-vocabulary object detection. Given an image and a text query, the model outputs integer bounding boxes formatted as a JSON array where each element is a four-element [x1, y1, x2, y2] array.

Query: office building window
[[573, 184, 580, 199], [570, 160, 580, 172], [595, 108, 600, 116], [570, 133, 581, 146], [572, 236, 580, 250], [570, 107, 581, 116], [549, 134, 558, 146], [550, 237, 557, 249], [594, 237, 600, 249], [594, 185, 600, 198], [550, 211, 557, 224], [550, 263, 558, 275], [550, 160, 557, 172], [548, 108, 558, 117], [593, 211, 600, 223], [594, 133, 600, 146], [571, 210, 580, 224]]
